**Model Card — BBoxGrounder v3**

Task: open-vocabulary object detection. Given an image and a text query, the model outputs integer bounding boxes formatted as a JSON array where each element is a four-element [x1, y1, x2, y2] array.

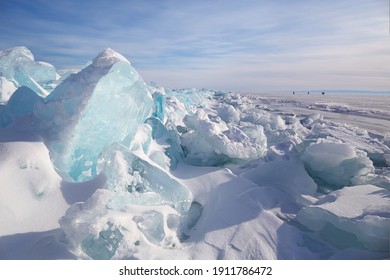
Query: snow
[[0, 46, 389, 260], [0, 77, 17, 103], [241, 158, 318, 199], [0, 139, 65, 236], [296, 184, 390, 252]]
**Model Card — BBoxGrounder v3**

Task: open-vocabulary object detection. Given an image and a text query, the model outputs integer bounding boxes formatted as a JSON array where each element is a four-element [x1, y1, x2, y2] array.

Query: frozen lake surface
[[1, 47, 389, 260], [251, 93, 390, 134]]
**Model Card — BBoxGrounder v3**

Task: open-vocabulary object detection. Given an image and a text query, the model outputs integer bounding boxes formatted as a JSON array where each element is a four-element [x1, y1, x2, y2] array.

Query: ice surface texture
[[102, 143, 191, 213], [301, 142, 374, 189], [35, 48, 153, 181], [0, 46, 57, 98], [59, 189, 184, 259], [296, 184, 390, 252], [7, 86, 43, 117], [181, 108, 267, 165]]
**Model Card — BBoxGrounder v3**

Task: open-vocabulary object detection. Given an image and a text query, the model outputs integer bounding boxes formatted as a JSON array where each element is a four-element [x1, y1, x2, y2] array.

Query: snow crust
[[0, 46, 389, 260]]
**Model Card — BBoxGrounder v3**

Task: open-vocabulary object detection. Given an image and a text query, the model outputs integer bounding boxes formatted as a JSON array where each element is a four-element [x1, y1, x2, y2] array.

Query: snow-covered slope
[[0, 47, 389, 260]]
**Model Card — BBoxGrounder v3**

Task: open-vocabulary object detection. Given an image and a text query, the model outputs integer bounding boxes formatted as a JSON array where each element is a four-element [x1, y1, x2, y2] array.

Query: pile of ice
[[181, 108, 267, 165], [0, 46, 389, 260], [0, 46, 58, 101]]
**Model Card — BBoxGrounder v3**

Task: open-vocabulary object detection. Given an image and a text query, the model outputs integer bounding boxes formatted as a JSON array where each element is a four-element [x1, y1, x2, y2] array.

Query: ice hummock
[[145, 116, 184, 170], [181, 108, 267, 165], [301, 142, 374, 189], [101, 142, 191, 213], [59, 189, 185, 259], [1, 46, 390, 260], [35, 48, 153, 181], [0, 46, 57, 97]]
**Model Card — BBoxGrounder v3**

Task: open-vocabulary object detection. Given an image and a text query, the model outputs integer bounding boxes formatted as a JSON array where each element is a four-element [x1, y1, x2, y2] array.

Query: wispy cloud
[[1, 0, 389, 91]]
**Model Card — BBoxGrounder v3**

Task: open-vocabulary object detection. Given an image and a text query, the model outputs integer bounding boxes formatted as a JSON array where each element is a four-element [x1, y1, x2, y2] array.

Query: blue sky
[[1, 0, 389, 92]]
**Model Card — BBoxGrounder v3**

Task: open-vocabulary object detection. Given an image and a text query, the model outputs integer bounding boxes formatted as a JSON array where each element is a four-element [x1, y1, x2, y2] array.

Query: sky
[[1, 0, 389, 92]]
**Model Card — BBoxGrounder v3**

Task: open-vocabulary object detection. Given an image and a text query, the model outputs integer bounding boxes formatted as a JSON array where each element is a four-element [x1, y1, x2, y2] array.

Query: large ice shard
[[35, 48, 153, 181], [7, 86, 43, 117], [145, 117, 184, 170], [0, 105, 13, 127], [152, 91, 166, 121], [301, 142, 374, 189], [80, 222, 124, 260], [166, 88, 213, 114], [102, 143, 191, 213], [0, 46, 57, 97], [134, 211, 165, 244]]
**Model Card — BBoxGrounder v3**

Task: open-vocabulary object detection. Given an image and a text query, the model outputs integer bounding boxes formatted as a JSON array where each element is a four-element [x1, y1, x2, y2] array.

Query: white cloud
[[1, 0, 389, 91]]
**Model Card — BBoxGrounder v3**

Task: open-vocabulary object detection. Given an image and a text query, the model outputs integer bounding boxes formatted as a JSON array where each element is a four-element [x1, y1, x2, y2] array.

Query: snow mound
[[241, 158, 318, 199], [0, 140, 66, 236]]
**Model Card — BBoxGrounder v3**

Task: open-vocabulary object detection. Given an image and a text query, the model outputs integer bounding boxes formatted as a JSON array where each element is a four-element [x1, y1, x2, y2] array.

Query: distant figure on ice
[[322, 92, 325, 95], [293, 91, 295, 95], [307, 91, 310, 94]]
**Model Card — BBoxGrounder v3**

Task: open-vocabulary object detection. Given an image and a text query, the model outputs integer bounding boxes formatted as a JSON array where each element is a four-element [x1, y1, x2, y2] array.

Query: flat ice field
[[255, 92, 390, 134], [0, 47, 389, 260]]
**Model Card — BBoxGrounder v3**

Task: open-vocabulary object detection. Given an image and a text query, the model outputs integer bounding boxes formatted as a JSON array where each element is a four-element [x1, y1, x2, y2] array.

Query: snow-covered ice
[[296, 184, 390, 252], [301, 142, 374, 189], [0, 47, 389, 260]]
